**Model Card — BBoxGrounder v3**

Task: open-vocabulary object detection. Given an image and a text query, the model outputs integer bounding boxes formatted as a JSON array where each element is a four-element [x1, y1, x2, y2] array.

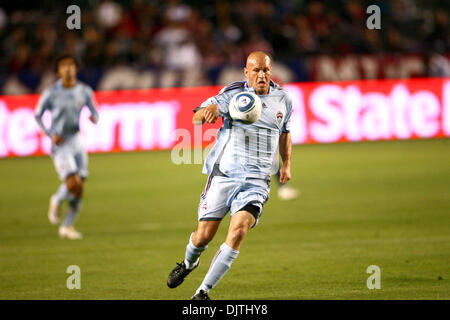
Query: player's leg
[[59, 149, 87, 240], [59, 173, 83, 239], [192, 179, 268, 299], [48, 183, 68, 225], [192, 209, 255, 300], [187, 220, 221, 267], [167, 220, 221, 289], [168, 175, 230, 289], [62, 173, 83, 224], [225, 209, 256, 250], [49, 148, 77, 225]]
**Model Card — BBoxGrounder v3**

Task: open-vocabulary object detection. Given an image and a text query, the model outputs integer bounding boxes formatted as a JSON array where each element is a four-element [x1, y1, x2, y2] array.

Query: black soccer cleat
[[191, 290, 210, 300], [167, 260, 198, 288]]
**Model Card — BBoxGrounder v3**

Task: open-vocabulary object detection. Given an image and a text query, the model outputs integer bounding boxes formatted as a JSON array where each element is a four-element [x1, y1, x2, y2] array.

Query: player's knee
[[193, 230, 214, 247], [66, 176, 75, 193], [77, 181, 84, 198], [228, 225, 249, 244], [66, 175, 83, 198]]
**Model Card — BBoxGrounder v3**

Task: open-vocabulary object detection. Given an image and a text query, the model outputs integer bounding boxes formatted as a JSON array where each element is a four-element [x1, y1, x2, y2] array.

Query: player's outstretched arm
[[35, 104, 64, 145], [279, 132, 292, 184], [35, 90, 52, 137], [85, 90, 99, 124], [192, 104, 220, 125]]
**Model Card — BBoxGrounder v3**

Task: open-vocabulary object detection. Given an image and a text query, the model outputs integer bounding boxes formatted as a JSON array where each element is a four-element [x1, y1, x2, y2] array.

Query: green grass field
[[0, 139, 449, 300]]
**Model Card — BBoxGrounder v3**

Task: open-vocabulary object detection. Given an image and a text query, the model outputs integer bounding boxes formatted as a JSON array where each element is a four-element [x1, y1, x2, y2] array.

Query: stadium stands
[[0, 0, 448, 94]]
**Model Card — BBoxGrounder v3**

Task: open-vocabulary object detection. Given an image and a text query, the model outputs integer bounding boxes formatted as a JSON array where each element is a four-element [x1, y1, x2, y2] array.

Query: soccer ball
[[229, 92, 262, 124]]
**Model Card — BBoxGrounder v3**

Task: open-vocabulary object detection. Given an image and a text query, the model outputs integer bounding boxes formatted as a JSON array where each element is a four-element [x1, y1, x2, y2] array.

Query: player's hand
[[52, 135, 64, 146], [89, 115, 98, 124], [279, 162, 291, 184], [204, 104, 219, 123]]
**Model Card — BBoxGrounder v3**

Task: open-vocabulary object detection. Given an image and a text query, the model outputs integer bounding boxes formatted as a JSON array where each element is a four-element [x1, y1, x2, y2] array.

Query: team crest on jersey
[[276, 111, 283, 124]]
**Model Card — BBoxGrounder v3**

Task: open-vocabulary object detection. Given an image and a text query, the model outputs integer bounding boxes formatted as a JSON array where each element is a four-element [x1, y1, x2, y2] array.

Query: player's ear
[[244, 67, 249, 78]]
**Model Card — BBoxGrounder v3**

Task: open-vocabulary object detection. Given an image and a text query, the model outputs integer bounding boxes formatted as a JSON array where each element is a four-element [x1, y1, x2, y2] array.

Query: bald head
[[244, 51, 272, 95], [246, 51, 272, 68]]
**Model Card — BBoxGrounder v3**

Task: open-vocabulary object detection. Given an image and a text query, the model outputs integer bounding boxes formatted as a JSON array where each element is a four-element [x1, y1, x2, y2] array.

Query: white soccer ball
[[229, 92, 262, 124]]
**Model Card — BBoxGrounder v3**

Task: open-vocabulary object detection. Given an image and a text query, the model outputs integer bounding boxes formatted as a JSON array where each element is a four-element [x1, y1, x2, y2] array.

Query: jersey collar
[[244, 80, 277, 95], [56, 79, 78, 89]]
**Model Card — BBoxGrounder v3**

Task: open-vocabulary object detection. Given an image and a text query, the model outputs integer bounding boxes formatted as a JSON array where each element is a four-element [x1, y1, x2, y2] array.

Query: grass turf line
[[0, 139, 448, 299]]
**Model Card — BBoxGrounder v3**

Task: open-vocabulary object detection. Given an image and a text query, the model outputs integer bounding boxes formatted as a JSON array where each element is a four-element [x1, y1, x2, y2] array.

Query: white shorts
[[198, 174, 270, 228], [51, 134, 88, 181]]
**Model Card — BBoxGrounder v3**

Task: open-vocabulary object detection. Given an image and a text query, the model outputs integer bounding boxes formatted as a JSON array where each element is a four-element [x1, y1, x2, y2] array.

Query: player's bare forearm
[[193, 104, 219, 125], [35, 114, 51, 137], [279, 132, 292, 164], [279, 132, 292, 184]]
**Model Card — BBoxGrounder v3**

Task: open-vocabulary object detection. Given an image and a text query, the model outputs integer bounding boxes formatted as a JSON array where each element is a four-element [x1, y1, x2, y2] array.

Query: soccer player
[[167, 51, 292, 299], [35, 54, 99, 240]]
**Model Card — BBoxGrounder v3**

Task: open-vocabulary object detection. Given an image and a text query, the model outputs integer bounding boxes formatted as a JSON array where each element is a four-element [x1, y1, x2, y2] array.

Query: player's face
[[57, 58, 77, 84], [245, 56, 272, 95]]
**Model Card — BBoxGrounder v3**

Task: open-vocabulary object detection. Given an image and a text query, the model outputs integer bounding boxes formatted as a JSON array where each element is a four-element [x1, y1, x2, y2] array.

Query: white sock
[[197, 242, 239, 293], [184, 233, 207, 269], [54, 183, 69, 204], [62, 197, 81, 227]]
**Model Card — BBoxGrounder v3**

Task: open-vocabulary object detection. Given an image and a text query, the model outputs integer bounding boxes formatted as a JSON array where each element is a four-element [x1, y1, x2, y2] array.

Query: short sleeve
[[193, 96, 217, 113], [84, 85, 99, 122], [35, 89, 52, 117], [34, 89, 52, 136], [193, 89, 235, 117], [282, 93, 293, 133]]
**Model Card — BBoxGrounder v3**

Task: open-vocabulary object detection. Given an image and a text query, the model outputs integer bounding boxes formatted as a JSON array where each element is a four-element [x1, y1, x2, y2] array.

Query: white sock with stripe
[[197, 242, 239, 294]]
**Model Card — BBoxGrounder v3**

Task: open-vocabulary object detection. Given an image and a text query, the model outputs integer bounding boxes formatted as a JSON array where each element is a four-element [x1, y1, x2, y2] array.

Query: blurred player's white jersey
[[195, 80, 292, 181], [35, 79, 98, 141], [35, 79, 98, 180]]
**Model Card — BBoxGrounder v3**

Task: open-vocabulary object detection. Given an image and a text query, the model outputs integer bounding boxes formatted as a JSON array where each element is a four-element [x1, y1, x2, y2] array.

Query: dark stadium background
[[0, 0, 448, 93], [0, 0, 448, 301]]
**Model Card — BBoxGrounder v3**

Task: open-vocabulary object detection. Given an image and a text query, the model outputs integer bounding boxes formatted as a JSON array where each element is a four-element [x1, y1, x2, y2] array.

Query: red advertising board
[[0, 78, 449, 158]]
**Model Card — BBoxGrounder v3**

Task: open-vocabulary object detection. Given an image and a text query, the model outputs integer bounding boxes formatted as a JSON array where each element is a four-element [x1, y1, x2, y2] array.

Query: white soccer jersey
[[35, 79, 98, 139], [195, 80, 292, 181], [35, 80, 98, 180]]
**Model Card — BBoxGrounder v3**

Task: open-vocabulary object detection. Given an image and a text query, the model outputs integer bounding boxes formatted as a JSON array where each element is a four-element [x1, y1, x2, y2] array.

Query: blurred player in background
[[167, 51, 293, 300], [35, 54, 99, 240]]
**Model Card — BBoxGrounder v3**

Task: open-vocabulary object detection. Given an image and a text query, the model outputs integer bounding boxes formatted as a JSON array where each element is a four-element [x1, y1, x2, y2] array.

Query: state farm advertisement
[[0, 78, 449, 158]]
